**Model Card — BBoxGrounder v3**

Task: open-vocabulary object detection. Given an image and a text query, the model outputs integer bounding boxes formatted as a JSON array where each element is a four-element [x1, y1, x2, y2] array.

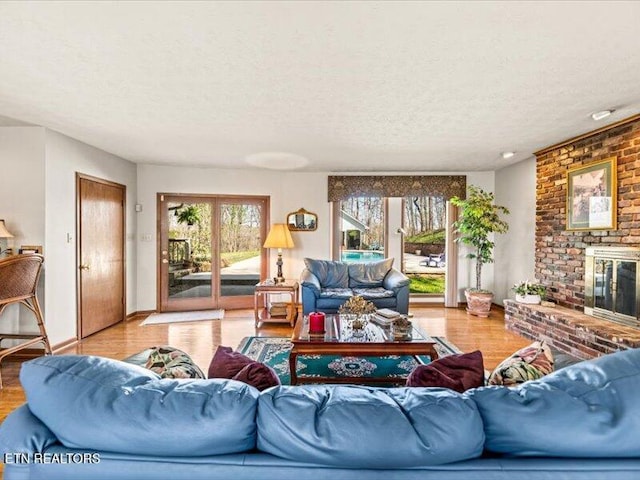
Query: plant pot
[[515, 294, 541, 305], [464, 289, 493, 318]]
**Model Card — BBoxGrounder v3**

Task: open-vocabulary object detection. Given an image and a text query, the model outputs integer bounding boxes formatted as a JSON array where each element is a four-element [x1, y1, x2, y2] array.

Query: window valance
[[327, 175, 466, 202]]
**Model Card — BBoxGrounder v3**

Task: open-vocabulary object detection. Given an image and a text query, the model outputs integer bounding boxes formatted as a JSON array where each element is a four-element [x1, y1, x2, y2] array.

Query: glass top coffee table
[[289, 314, 439, 385]]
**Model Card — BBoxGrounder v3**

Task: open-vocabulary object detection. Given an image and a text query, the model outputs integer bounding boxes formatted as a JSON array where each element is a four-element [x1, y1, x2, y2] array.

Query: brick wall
[[535, 117, 640, 310], [504, 300, 640, 359]]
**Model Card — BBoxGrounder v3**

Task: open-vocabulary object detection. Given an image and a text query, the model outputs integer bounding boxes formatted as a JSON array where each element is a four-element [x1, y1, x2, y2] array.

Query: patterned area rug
[[237, 336, 461, 385]]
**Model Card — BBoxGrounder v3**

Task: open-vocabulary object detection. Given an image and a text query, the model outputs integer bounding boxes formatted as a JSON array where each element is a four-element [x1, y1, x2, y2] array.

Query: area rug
[[237, 336, 461, 385], [140, 309, 225, 326]]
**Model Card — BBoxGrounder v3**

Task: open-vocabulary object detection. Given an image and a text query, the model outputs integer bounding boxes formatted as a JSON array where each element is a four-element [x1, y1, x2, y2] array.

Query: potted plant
[[177, 205, 201, 226], [512, 280, 546, 305], [451, 185, 509, 317]]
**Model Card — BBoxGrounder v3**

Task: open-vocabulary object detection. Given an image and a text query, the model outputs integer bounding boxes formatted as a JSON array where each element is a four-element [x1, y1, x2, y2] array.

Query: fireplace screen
[[585, 247, 640, 328]]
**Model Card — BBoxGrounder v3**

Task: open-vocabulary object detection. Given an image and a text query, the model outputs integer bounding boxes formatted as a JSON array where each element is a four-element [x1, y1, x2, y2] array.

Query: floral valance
[[327, 175, 467, 202]]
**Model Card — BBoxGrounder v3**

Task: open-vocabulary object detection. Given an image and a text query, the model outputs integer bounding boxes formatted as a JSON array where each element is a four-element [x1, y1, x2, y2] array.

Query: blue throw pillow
[[304, 258, 349, 288], [467, 348, 640, 457], [257, 385, 484, 467], [20, 355, 259, 457], [348, 258, 394, 288]]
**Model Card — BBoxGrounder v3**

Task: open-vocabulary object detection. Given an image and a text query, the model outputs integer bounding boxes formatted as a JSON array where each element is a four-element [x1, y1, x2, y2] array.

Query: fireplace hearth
[[585, 247, 640, 329]]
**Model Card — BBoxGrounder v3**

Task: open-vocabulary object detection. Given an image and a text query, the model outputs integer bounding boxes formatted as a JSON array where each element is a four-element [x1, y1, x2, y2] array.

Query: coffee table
[[289, 314, 439, 385]]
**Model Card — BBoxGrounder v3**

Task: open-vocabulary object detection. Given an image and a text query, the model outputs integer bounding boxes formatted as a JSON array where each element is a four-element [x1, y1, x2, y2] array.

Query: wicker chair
[[0, 254, 52, 388]]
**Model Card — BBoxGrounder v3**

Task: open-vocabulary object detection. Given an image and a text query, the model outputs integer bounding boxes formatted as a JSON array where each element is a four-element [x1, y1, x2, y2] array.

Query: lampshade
[[0, 220, 14, 238], [263, 224, 295, 249]]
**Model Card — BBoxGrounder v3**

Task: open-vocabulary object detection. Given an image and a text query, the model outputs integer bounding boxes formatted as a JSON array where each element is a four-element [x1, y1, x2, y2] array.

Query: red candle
[[309, 312, 325, 334]]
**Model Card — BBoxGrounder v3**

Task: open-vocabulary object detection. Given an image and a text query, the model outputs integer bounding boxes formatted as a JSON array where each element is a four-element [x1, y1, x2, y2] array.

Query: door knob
[[79, 264, 90, 270], [162, 259, 169, 264]]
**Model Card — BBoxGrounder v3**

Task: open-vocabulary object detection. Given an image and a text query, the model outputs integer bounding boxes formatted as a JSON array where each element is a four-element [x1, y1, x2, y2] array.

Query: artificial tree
[[451, 185, 509, 316]]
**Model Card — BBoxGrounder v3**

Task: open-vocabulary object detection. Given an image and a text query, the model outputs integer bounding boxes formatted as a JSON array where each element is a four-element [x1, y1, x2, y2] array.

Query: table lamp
[[263, 223, 295, 283], [0, 219, 14, 256]]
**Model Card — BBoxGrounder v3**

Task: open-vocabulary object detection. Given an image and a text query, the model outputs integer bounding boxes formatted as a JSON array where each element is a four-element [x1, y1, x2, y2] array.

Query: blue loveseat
[[300, 258, 410, 315], [2, 349, 640, 479]]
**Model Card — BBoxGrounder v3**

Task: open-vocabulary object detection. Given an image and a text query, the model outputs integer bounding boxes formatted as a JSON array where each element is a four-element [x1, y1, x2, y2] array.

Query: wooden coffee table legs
[[289, 347, 299, 385]]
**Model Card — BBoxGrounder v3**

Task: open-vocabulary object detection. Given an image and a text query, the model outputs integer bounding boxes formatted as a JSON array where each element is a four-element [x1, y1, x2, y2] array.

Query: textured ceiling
[[0, 1, 639, 172]]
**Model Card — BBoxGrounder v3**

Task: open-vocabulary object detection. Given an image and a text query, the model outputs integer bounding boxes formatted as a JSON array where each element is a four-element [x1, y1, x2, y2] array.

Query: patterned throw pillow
[[144, 346, 205, 379], [488, 341, 554, 387]]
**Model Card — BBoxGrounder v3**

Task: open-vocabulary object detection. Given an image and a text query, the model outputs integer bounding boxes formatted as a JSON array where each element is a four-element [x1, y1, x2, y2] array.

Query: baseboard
[[126, 310, 156, 322], [3, 337, 78, 359], [53, 337, 78, 353]]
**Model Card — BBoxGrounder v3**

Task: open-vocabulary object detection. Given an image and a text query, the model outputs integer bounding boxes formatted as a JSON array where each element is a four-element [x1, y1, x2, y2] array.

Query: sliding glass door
[[402, 195, 447, 296], [159, 194, 268, 312]]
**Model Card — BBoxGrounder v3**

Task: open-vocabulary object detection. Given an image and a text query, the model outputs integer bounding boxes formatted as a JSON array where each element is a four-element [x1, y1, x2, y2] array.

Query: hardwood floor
[[0, 306, 529, 476]]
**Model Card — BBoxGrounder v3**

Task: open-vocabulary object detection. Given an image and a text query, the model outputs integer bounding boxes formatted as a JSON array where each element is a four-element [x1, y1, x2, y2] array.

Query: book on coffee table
[[371, 308, 402, 327], [376, 308, 401, 318]]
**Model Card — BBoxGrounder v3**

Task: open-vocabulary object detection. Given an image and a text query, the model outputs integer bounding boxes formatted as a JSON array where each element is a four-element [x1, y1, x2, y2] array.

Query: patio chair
[[0, 254, 52, 388], [419, 253, 446, 268]]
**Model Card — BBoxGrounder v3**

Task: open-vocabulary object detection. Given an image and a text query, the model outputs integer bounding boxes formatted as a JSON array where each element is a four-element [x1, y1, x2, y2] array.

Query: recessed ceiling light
[[501, 151, 515, 160], [591, 110, 614, 121], [245, 152, 310, 170]]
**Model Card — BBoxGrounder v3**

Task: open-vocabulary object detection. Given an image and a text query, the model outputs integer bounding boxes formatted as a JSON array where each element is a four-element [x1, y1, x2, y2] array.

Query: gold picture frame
[[566, 157, 617, 231]]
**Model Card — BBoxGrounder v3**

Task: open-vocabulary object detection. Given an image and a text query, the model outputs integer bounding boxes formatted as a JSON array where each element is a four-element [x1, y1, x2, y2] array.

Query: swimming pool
[[340, 250, 385, 262]]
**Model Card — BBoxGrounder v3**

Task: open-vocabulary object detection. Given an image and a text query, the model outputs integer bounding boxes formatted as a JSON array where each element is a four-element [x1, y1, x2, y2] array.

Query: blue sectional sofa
[[300, 258, 410, 315], [2, 349, 640, 479]]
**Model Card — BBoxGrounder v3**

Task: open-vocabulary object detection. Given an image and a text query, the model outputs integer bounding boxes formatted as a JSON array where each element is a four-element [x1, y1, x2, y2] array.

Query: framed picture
[[566, 157, 617, 231]]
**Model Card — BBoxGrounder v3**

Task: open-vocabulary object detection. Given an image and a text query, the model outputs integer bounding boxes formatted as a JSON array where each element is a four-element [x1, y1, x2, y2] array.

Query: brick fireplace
[[505, 114, 640, 359]]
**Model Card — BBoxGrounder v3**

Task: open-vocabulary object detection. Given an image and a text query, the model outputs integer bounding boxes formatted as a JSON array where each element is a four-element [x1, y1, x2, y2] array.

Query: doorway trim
[[75, 172, 127, 339]]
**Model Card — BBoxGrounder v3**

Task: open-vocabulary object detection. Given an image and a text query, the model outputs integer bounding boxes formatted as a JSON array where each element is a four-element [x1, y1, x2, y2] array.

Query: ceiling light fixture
[[245, 152, 309, 170], [591, 110, 614, 121], [501, 151, 515, 160]]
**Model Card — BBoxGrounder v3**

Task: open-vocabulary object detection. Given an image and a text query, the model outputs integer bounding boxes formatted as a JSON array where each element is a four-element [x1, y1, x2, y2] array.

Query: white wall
[[0, 127, 46, 249], [0, 127, 46, 337], [44, 130, 137, 345], [137, 165, 494, 309], [136, 165, 331, 310], [494, 156, 536, 305]]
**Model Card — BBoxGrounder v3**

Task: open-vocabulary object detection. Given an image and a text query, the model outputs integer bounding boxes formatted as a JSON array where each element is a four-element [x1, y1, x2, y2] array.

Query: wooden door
[[77, 174, 125, 338]]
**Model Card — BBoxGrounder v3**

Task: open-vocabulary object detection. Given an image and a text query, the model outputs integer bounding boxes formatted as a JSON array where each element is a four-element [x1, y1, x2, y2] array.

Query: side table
[[254, 279, 299, 327]]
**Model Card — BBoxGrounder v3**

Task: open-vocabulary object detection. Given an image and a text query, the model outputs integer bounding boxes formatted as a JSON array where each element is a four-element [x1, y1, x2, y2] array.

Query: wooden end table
[[289, 314, 439, 385], [254, 279, 299, 327]]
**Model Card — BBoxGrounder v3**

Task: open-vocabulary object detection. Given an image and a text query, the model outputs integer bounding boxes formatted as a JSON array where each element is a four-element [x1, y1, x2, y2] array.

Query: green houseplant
[[512, 280, 546, 305], [177, 205, 201, 226], [451, 185, 509, 317]]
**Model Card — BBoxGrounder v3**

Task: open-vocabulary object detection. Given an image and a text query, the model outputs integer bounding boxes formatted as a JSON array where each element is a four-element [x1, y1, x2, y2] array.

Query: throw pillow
[[208, 345, 280, 391], [208, 345, 253, 378], [304, 258, 349, 288], [488, 341, 554, 386], [348, 258, 394, 288], [233, 362, 281, 391], [406, 350, 484, 392], [145, 346, 205, 379]]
